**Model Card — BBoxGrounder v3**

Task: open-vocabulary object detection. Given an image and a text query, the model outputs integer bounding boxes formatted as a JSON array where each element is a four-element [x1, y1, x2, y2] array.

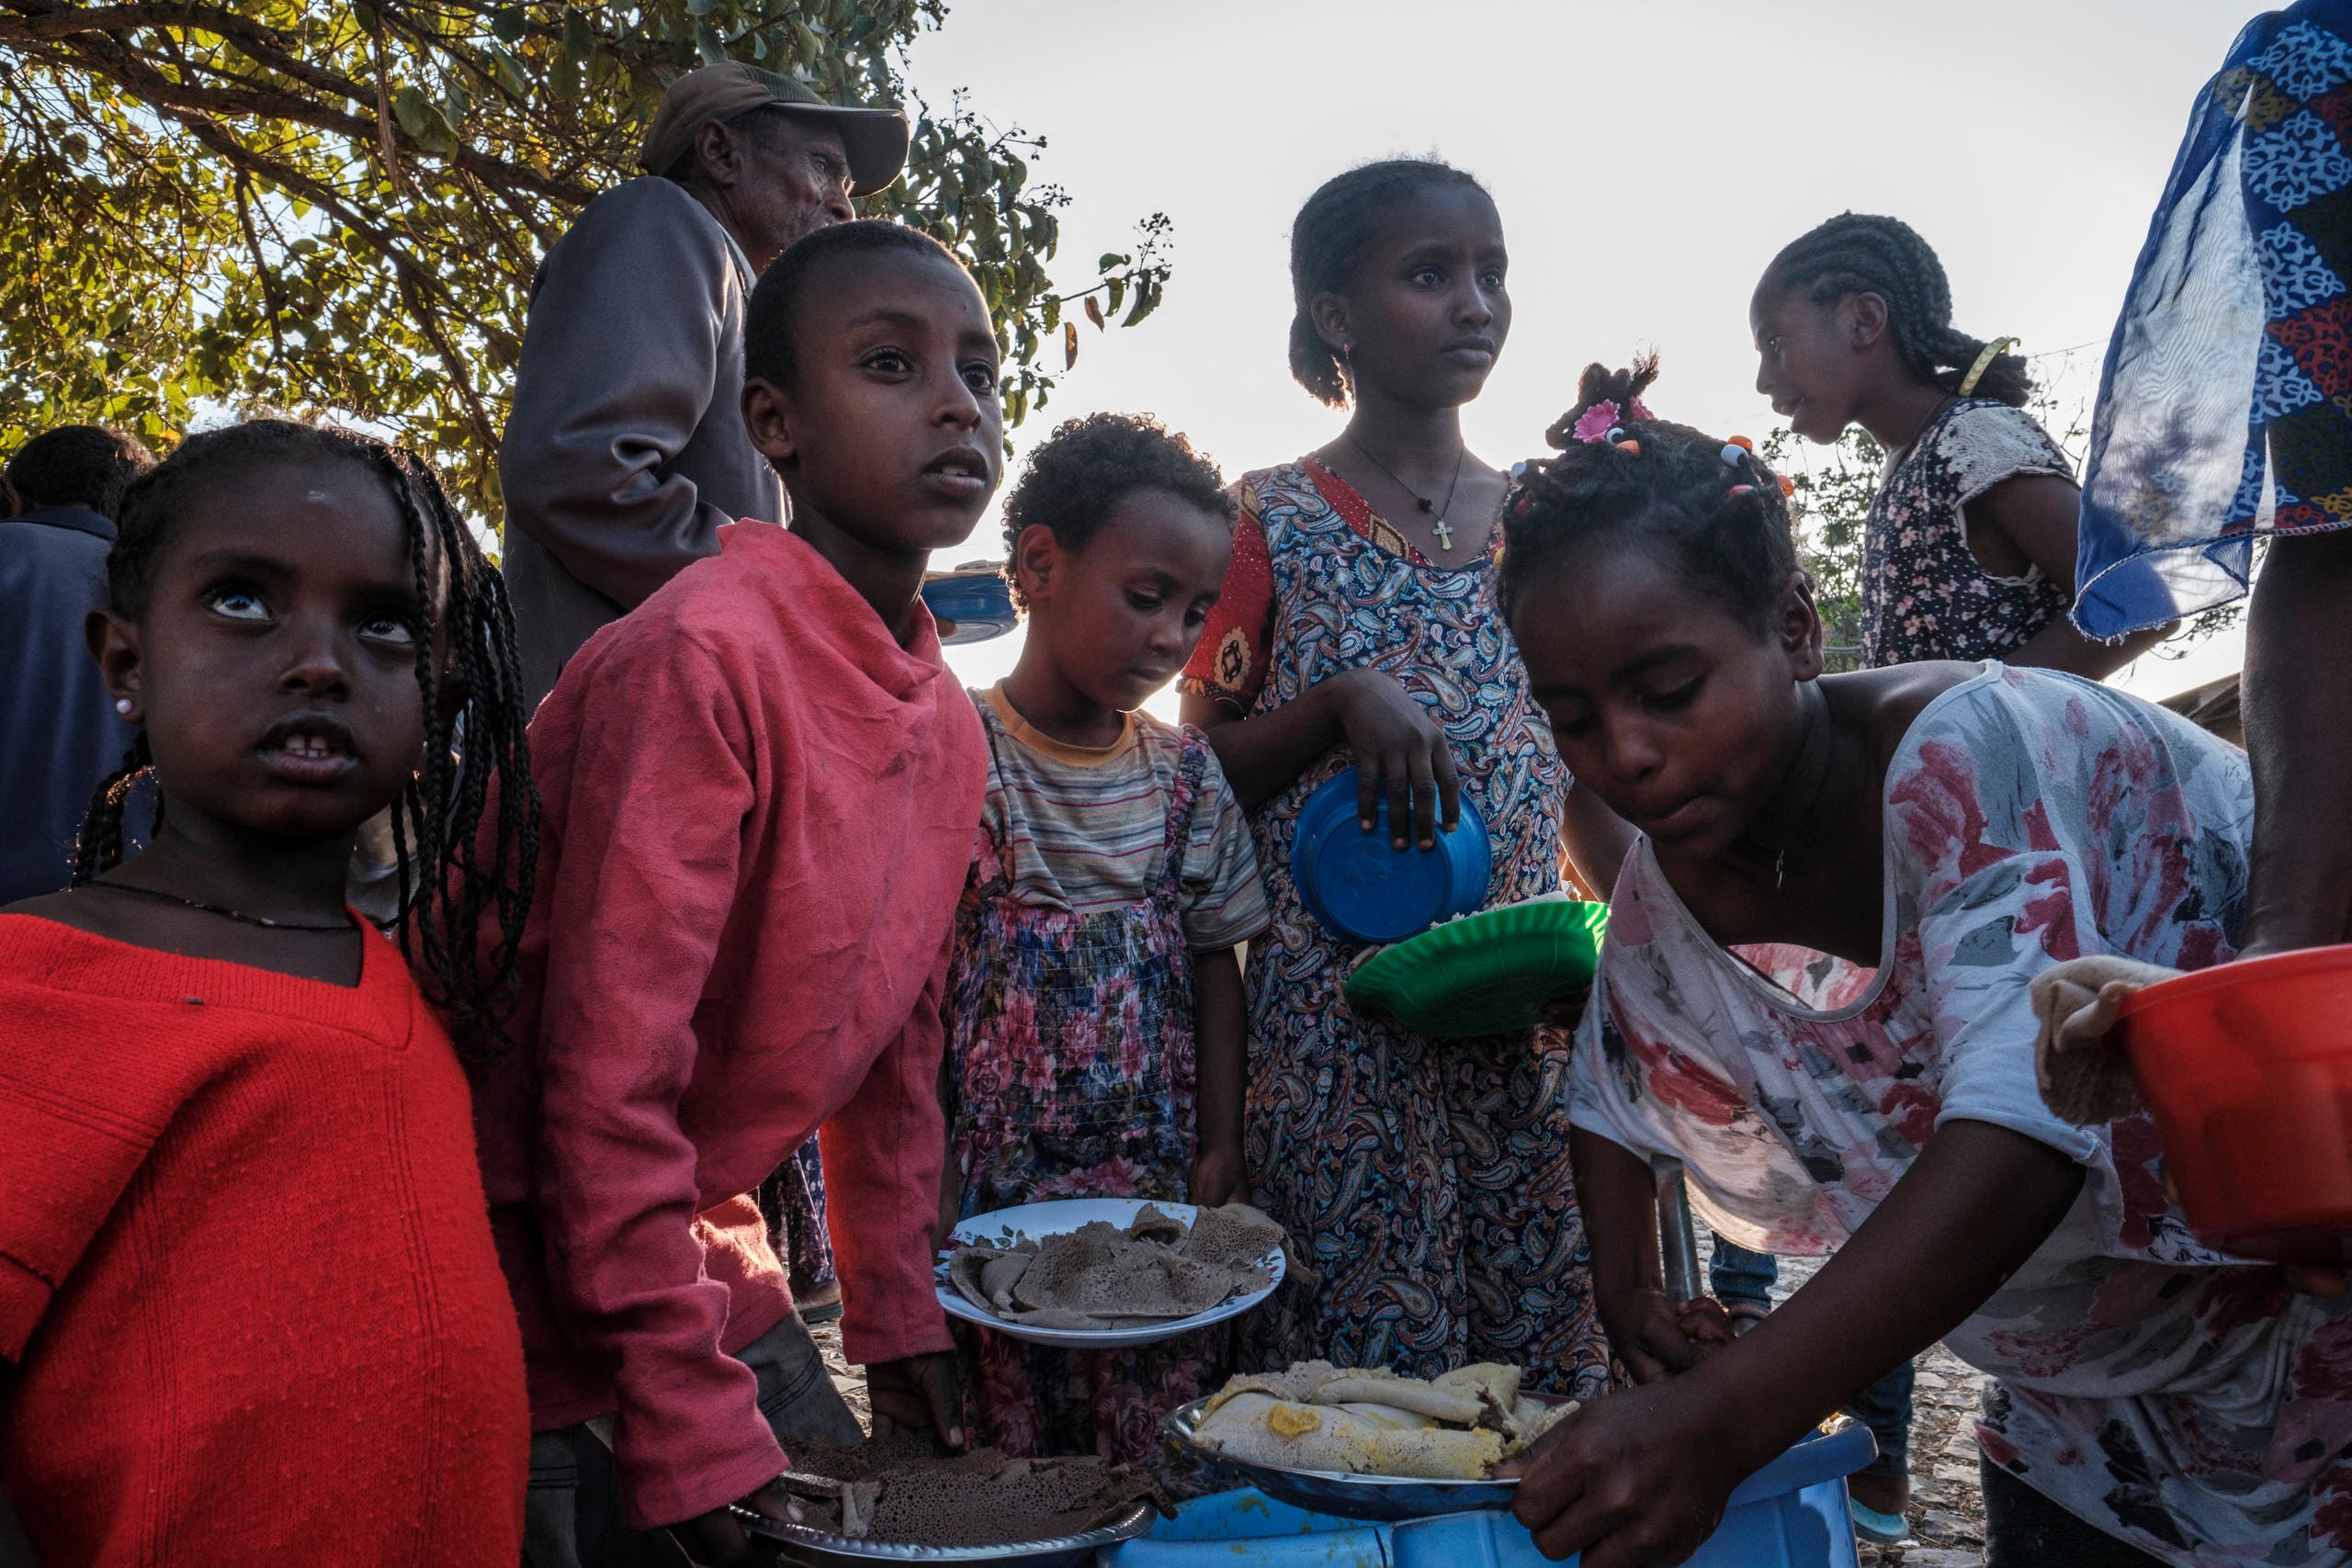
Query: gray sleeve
[[497, 182, 742, 613]]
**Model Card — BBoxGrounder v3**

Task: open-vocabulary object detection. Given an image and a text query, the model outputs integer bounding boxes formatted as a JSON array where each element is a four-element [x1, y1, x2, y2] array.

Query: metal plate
[[734, 1499, 1156, 1567], [1159, 1393, 1566, 1523], [936, 1198, 1283, 1348]]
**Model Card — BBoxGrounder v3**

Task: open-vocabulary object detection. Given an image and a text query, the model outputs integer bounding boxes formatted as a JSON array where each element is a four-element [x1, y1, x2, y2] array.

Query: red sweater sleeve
[[0, 1002, 179, 1359], [530, 633, 783, 1529], [820, 930, 955, 1368]]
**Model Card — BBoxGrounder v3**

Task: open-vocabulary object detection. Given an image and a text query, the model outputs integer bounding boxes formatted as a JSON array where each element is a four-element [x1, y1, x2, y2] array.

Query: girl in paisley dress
[[941, 415, 1269, 1462], [1493, 388, 2352, 1567], [1176, 159, 1619, 1401]]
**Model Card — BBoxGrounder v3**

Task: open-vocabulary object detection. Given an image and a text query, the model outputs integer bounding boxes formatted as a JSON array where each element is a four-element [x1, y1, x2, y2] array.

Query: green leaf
[[560, 8, 594, 64], [1121, 278, 1159, 329], [390, 85, 433, 139], [696, 22, 728, 65], [490, 6, 526, 41], [686, 0, 716, 12]]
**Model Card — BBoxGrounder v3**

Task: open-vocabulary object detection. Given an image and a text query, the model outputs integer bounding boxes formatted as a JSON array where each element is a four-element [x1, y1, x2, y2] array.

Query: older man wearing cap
[[498, 62, 909, 707]]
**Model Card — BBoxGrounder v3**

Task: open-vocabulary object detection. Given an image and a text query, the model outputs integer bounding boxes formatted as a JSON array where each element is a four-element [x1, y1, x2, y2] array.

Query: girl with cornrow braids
[[1177, 159, 1618, 1401], [1751, 212, 2170, 676], [1493, 367, 2350, 1568], [0, 420, 538, 1563]]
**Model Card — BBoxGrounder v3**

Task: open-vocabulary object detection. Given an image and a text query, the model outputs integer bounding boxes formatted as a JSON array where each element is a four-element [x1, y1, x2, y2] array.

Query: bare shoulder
[[1825, 661, 1992, 773]]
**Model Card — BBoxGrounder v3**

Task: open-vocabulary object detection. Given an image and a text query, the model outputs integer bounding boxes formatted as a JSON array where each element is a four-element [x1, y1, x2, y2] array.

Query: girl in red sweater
[[0, 421, 538, 1566]]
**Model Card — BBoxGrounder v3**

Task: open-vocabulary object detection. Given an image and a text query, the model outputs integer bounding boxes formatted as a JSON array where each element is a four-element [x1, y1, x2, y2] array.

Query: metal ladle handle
[[1657, 1167, 1702, 1307]]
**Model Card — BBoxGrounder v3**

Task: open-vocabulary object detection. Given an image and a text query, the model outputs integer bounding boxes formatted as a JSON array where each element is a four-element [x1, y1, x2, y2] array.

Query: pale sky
[[904, 0, 2267, 710]]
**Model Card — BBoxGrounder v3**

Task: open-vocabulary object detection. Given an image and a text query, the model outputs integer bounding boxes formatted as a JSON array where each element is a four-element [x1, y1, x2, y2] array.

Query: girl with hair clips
[[1750, 212, 2172, 676], [1736, 216, 2176, 1539], [1491, 371, 2352, 1568], [1177, 158, 1618, 1401], [0, 420, 539, 1566]]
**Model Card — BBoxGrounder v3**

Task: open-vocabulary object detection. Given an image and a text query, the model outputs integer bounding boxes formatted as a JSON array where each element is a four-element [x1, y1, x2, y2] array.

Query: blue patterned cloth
[[2075, 2, 2352, 637]]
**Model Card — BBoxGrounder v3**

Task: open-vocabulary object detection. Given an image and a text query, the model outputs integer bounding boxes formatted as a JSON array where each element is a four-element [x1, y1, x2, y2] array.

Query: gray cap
[[639, 62, 910, 196]]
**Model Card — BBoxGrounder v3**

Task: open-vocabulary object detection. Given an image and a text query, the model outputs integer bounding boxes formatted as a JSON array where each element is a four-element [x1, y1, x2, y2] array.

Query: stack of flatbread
[[776, 1434, 1166, 1546], [1190, 1360, 1577, 1480], [946, 1202, 1284, 1332]]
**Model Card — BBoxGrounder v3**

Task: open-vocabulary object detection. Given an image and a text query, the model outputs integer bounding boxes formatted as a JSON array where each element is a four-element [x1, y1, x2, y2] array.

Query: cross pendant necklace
[[1348, 436, 1466, 553]]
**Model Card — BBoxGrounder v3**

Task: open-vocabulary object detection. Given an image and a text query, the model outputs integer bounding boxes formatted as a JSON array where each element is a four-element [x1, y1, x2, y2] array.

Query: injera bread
[[1179, 1204, 1285, 1270], [1192, 1360, 1581, 1476], [782, 1436, 1164, 1547], [946, 1203, 1284, 1327]]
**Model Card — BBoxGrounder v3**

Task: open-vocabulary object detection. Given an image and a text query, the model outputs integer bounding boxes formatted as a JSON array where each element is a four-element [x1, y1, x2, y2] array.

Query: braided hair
[[1759, 213, 2031, 407], [74, 420, 540, 1060], [1498, 356, 1802, 636], [998, 412, 1236, 612], [1288, 158, 1492, 407]]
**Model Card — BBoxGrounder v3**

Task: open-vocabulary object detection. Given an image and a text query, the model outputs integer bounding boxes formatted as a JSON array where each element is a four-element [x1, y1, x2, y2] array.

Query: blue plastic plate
[[922, 571, 1018, 645], [1291, 767, 1491, 946]]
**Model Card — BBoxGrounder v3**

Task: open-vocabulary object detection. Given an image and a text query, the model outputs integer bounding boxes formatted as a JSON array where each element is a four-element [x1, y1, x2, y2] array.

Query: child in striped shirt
[[939, 413, 1269, 1462]]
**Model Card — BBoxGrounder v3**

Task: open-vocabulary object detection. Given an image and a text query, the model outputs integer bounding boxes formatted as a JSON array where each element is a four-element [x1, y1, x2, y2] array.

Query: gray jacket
[[498, 176, 786, 706], [0, 506, 137, 901]]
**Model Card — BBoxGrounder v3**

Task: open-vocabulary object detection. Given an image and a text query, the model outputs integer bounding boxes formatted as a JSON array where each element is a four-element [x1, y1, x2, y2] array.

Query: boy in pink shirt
[[476, 220, 1001, 1566]]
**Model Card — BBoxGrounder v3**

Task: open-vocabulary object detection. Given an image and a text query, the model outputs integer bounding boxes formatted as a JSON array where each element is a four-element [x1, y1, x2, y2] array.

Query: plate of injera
[[935, 1198, 1285, 1348]]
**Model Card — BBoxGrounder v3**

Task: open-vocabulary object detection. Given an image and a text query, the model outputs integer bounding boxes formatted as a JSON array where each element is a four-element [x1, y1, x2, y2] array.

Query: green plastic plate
[[1343, 895, 1609, 1038]]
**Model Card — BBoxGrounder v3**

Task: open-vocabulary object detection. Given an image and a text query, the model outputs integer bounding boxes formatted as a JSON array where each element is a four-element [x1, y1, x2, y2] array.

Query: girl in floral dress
[[1177, 159, 1618, 1400], [1491, 384, 2352, 1568], [1750, 211, 2170, 674], [1742, 219, 2180, 1535], [941, 415, 1268, 1462]]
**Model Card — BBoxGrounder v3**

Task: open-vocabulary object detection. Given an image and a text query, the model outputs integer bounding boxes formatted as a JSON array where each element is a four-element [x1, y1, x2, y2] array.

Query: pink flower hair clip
[[1569, 397, 1657, 446], [1570, 402, 1621, 445]]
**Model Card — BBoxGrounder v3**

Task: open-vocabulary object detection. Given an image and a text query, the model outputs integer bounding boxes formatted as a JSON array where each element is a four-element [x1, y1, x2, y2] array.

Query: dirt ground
[[816, 1246, 1994, 1563]]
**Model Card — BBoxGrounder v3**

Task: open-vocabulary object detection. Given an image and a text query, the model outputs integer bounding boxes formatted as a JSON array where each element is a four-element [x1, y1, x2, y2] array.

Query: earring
[[114, 698, 134, 716]]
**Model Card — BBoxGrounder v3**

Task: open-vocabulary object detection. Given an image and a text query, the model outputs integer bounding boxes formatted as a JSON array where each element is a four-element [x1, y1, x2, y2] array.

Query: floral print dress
[[943, 692, 1267, 1462], [1180, 461, 1618, 1400], [1570, 664, 2352, 1563], [1859, 398, 2077, 666]]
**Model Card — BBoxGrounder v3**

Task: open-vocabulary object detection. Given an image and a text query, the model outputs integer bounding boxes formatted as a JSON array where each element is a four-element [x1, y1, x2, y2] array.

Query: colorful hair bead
[[1616, 439, 1641, 455], [1720, 443, 1747, 468], [1724, 434, 1755, 453], [1778, 473, 1796, 497], [1729, 483, 1757, 498]]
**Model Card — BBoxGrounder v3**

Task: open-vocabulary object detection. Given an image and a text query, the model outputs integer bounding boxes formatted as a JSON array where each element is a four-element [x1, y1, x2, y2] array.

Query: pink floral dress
[[1571, 665, 2352, 1563]]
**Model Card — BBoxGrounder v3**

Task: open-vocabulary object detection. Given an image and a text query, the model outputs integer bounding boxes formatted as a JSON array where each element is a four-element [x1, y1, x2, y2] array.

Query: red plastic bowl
[[2119, 943, 2352, 1262]]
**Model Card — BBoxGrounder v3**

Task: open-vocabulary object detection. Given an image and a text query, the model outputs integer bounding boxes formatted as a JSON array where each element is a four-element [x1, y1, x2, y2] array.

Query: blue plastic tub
[[1106, 1423, 1874, 1568]]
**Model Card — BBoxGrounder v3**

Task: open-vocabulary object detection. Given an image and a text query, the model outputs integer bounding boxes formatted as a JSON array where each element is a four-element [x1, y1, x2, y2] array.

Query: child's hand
[[1596, 1283, 1715, 1385], [2028, 955, 2178, 1125], [667, 1475, 798, 1566], [1501, 1373, 1748, 1568], [1326, 670, 1461, 850], [867, 1352, 967, 1450], [1190, 1144, 1250, 1208]]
